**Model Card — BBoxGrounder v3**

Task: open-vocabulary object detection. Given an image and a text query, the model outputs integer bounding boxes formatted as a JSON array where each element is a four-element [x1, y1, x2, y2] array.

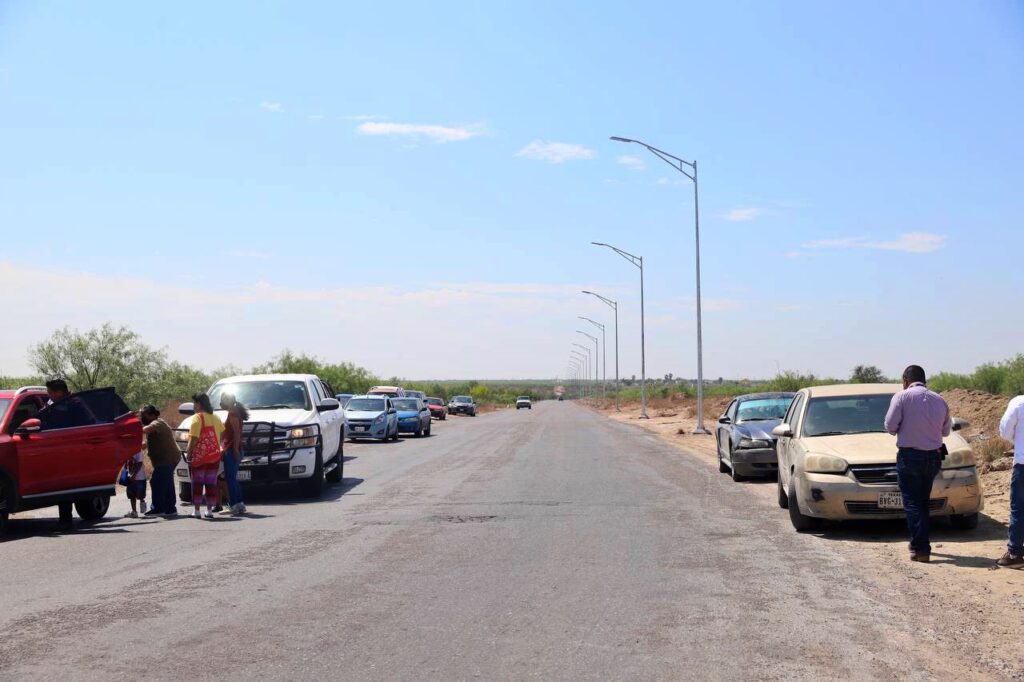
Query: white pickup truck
[[174, 373, 345, 499]]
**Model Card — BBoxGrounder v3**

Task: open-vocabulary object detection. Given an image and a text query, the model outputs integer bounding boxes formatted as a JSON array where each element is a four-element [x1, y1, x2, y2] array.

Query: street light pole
[[579, 317, 607, 403], [609, 136, 710, 434], [572, 343, 591, 400], [571, 349, 588, 398], [582, 291, 619, 411], [576, 330, 599, 404], [592, 242, 648, 419]]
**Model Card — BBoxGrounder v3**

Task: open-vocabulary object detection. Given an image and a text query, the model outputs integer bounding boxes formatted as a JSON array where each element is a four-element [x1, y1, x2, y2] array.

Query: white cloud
[[341, 114, 388, 121], [724, 207, 764, 222], [308, 114, 325, 120], [802, 232, 946, 254], [515, 140, 596, 163], [356, 121, 485, 143], [259, 101, 284, 113], [616, 155, 645, 171]]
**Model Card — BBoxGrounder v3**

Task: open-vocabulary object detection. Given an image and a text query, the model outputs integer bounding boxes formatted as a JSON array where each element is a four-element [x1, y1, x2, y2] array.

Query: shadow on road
[[239, 476, 365, 506], [813, 512, 1006, 545]]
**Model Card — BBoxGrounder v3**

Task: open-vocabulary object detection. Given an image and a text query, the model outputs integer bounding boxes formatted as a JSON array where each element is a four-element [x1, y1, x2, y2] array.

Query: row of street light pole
[[565, 135, 710, 435]]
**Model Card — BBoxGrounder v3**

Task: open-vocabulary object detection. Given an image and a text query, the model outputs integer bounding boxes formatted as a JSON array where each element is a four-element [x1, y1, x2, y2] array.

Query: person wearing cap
[[140, 405, 180, 517], [884, 364, 951, 563]]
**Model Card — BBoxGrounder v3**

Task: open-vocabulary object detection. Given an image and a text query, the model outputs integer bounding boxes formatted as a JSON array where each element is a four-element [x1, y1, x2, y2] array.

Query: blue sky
[[1, 1, 1022, 380]]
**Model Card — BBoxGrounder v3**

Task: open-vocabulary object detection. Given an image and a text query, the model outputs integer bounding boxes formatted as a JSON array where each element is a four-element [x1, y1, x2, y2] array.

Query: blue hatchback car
[[393, 397, 432, 437]]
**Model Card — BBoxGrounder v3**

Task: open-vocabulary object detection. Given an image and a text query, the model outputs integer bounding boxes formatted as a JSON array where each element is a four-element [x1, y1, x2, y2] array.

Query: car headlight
[[803, 454, 849, 474], [289, 426, 317, 447], [737, 438, 772, 449], [374, 414, 385, 424], [942, 448, 976, 469]]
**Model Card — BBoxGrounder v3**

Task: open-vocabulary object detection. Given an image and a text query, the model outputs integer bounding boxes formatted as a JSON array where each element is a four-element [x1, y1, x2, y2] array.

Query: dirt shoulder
[[592, 396, 1024, 678]]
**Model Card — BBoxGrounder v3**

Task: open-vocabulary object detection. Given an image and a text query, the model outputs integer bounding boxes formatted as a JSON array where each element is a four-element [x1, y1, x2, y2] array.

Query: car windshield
[[427, 398, 442, 405], [209, 381, 310, 410], [453, 396, 471, 402], [347, 398, 385, 412], [393, 399, 419, 410], [518, 396, 530, 401], [737, 398, 793, 422], [803, 395, 894, 437]]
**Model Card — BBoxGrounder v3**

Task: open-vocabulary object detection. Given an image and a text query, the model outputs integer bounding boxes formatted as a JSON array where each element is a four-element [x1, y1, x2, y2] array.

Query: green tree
[[850, 365, 887, 384], [252, 350, 379, 394]]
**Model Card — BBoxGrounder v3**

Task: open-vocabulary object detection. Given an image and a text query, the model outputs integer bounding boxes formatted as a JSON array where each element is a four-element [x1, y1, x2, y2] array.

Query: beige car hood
[[802, 432, 969, 465]]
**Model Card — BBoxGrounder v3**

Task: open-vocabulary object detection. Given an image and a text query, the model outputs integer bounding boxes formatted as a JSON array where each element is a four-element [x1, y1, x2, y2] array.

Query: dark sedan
[[716, 392, 796, 481]]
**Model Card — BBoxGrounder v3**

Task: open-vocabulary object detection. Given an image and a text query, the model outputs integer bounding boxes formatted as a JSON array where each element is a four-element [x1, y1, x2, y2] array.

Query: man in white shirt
[[997, 393, 1024, 567]]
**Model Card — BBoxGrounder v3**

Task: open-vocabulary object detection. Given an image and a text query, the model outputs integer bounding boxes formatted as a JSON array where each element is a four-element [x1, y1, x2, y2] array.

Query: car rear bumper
[[730, 447, 778, 476], [795, 468, 983, 520], [397, 421, 422, 433]]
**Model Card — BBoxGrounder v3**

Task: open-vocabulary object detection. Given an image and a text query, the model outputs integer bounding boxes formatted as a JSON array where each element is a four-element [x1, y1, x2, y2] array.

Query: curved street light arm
[[610, 136, 694, 180], [591, 242, 642, 269]]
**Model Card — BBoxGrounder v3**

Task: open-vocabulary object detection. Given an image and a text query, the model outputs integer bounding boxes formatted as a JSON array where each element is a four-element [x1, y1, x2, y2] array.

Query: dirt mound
[[941, 388, 1009, 440]]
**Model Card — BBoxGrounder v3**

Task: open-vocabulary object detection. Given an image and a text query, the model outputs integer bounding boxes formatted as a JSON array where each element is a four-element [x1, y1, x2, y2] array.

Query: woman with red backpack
[[184, 393, 224, 519]]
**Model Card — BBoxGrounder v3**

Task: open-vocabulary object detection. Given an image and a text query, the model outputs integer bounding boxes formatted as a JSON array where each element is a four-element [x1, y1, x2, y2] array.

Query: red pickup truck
[[0, 386, 142, 534]]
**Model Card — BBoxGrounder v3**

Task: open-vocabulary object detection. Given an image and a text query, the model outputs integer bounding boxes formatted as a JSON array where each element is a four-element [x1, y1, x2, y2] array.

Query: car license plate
[[237, 470, 251, 481], [878, 491, 904, 509], [354, 426, 367, 432]]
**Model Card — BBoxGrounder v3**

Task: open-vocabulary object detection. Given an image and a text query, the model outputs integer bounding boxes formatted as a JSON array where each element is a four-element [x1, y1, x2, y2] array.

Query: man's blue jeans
[[150, 464, 177, 514], [896, 448, 942, 555], [222, 449, 244, 508], [1008, 464, 1024, 556]]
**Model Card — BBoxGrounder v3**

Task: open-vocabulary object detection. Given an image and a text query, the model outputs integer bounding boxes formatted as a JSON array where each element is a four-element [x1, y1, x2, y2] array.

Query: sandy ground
[[592, 396, 1024, 677]]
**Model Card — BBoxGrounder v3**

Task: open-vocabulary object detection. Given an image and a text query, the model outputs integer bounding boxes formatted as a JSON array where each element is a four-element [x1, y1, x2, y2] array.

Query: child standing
[[123, 451, 148, 518]]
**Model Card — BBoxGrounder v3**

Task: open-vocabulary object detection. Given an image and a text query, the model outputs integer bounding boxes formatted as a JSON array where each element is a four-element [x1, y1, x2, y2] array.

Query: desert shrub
[[971, 363, 1004, 395], [929, 372, 972, 393], [976, 437, 1013, 463], [850, 365, 887, 383]]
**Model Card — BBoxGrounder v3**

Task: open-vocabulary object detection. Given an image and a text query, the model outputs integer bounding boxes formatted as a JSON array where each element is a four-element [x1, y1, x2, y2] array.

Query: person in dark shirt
[[38, 378, 98, 531], [38, 378, 98, 431]]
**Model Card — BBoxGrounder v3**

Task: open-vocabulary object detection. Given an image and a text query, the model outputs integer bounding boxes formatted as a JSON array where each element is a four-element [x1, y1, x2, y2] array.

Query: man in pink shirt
[[884, 365, 951, 563]]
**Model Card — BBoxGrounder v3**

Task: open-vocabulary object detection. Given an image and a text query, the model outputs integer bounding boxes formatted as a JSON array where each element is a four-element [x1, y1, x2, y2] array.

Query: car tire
[[74, 495, 110, 521], [777, 476, 789, 509], [0, 477, 10, 536], [179, 482, 192, 503], [950, 513, 979, 530], [326, 442, 344, 483], [729, 446, 744, 482], [425, 423, 431, 437], [391, 425, 399, 442], [788, 479, 822, 532], [299, 452, 324, 498], [415, 426, 423, 437], [717, 442, 729, 474]]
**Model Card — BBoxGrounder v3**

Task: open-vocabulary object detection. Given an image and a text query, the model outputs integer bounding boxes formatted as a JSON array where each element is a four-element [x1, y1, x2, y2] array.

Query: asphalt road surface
[[0, 402, 988, 680]]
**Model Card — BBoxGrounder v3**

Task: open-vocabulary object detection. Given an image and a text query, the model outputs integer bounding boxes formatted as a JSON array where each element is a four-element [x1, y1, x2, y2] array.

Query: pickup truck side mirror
[[951, 417, 971, 432], [318, 398, 340, 412], [15, 418, 42, 435], [178, 402, 196, 416], [771, 424, 793, 438], [718, 416, 731, 424]]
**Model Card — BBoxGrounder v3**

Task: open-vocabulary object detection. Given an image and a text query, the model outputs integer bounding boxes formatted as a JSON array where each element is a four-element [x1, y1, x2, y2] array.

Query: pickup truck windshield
[[803, 395, 894, 437], [393, 399, 419, 410], [348, 398, 385, 412], [209, 381, 311, 411], [453, 396, 471, 402]]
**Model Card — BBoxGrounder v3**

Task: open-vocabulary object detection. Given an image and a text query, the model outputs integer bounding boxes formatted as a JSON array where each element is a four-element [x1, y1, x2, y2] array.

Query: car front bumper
[[347, 422, 389, 439], [449, 406, 474, 414], [795, 467, 984, 520], [729, 447, 778, 477]]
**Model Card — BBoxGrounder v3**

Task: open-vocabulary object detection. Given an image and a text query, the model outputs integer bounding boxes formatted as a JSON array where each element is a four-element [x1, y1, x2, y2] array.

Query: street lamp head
[[609, 136, 635, 144]]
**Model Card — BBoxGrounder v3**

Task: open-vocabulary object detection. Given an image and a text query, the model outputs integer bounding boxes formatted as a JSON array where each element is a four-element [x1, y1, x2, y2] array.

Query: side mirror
[[718, 416, 731, 424], [772, 424, 793, 438], [951, 417, 971, 432], [388, 408, 396, 415], [16, 418, 42, 435], [318, 398, 340, 412], [178, 402, 195, 416]]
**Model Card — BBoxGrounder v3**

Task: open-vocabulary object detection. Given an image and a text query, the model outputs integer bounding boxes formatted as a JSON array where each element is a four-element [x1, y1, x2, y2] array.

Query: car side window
[[6, 396, 42, 434], [785, 395, 805, 434], [726, 400, 738, 421], [308, 380, 324, 404]]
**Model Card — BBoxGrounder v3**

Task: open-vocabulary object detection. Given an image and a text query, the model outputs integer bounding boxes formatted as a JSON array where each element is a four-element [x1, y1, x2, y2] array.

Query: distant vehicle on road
[[716, 392, 795, 481], [425, 397, 447, 420], [448, 395, 477, 417], [404, 390, 426, 400], [368, 386, 405, 398], [176, 374, 344, 499], [516, 396, 532, 410], [774, 384, 981, 532], [335, 393, 354, 408], [0, 386, 142, 533], [393, 398, 432, 437], [345, 395, 399, 442]]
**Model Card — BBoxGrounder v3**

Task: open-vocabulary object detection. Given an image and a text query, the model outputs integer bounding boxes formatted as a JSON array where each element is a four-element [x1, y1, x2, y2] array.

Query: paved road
[[0, 402, 987, 680]]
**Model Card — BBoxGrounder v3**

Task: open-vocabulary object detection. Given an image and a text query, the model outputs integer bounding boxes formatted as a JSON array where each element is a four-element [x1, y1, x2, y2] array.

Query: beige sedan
[[774, 384, 983, 532]]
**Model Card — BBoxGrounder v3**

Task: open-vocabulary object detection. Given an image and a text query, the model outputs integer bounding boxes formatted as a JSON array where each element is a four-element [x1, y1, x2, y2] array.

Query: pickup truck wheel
[[299, 452, 324, 498], [325, 442, 344, 483], [74, 495, 110, 521], [950, 513, 979, 530], [788, 480, 822, 533], [179, 483, 192, 503]]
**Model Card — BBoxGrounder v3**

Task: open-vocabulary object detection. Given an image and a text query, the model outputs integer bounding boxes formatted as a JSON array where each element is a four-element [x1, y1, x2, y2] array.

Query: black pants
[[150, 464, 177, 514]]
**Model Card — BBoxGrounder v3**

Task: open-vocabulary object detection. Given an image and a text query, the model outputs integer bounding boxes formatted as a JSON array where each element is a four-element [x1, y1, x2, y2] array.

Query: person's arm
[[1000, 398, 1021, 443], [884, 393, 903, 435], [942, 401, 952, 437], [185, 418, 200, 457]]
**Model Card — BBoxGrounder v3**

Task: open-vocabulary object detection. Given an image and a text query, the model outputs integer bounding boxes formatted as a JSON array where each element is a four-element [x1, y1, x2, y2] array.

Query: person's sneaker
[[230, 503, 245, 516], [139, 501, 148, 515], [237, 503, 247, 513], [996, 552, 1024, 567], [910, 553, 930, 563], [192, 510, 202, 519], [211, 505, 223, 513], [124, 511, 138, 519], [203, 511, 215, 520], [144, 508, 161, 517], [162, 510, 178, 518]]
